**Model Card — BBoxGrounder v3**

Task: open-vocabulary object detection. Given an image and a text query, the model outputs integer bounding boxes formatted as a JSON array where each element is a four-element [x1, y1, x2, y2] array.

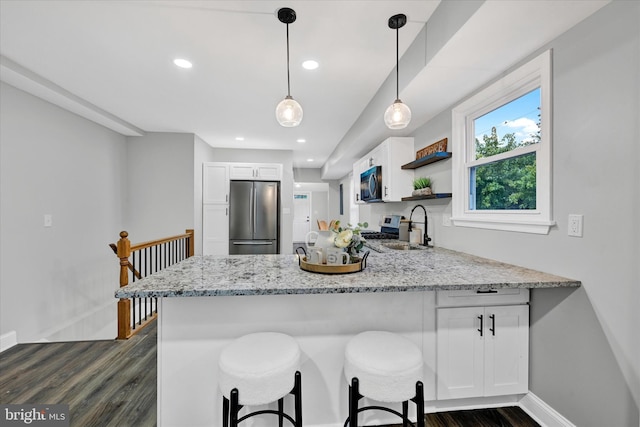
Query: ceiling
[[0, 1, 609, 178]]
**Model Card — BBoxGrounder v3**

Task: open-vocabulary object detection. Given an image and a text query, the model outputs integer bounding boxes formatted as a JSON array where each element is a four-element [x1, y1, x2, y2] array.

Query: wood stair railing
[[111, 229, 194, 339]]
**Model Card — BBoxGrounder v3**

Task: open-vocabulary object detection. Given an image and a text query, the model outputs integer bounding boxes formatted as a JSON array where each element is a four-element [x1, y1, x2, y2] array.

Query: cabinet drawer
[[436, 288, 529, 307]]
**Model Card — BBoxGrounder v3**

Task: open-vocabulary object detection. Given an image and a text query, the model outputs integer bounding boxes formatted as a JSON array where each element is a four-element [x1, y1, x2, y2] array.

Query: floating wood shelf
[[401, 152, 452, 170], [401, 193, 452, 201]]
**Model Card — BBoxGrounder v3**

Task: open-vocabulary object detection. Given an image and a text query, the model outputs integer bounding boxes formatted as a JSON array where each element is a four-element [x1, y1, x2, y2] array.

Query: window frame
[[451, 50, 554, 234]]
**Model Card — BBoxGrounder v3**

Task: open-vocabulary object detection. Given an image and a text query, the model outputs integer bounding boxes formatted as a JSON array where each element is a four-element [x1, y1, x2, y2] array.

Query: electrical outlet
[[44, 214, 53, 227], [568, 214, 583, 237], [442, 214, 452, 227]]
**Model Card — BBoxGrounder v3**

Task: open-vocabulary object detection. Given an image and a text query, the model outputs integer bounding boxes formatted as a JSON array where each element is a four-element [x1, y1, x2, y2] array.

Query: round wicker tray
[[295, 247, 369, 274]]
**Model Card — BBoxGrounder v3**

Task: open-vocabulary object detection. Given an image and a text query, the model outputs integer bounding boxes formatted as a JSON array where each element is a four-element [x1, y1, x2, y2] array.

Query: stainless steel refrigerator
[[229, 180, 280, 255]]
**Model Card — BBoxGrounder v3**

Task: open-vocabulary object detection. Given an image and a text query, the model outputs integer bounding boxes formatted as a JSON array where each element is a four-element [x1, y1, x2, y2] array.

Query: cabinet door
[[203, 163, 229, 204], [255, 163, 282, 181], [366, 146, 382, 168], [202, 204, 229, 255], [484, 305, 529, 396], [381, 138, 414, 202], [353, 159, 368, 204], [436, 306, 485, 399], [378, 143, 391, 201], [229, 163, 256, 180]]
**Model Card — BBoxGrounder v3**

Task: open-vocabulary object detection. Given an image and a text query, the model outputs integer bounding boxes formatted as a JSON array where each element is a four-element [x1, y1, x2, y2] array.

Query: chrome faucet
[[408, 204, 431, 246]]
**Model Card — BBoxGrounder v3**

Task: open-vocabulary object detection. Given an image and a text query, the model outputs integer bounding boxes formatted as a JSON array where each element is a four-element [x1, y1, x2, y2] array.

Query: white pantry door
[[293, 192, 311, 242]]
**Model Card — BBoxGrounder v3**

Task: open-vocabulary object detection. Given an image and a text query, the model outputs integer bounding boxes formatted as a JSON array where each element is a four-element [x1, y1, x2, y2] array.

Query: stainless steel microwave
[[360, 165, 383, 202]]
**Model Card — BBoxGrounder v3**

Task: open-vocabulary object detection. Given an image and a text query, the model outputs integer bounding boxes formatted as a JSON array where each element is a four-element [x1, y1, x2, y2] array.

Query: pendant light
[[275, 7, 303, 127], [384, 13, 411, 130]]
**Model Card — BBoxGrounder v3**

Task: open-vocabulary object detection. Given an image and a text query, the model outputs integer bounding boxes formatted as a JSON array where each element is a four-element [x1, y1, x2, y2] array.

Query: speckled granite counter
[[115, 246, 580, 298]]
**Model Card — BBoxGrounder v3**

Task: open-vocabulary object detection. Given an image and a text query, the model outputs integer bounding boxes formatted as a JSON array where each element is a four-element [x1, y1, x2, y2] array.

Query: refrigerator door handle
[[232, 241, 274, 245], [253, 186, 257, 236]]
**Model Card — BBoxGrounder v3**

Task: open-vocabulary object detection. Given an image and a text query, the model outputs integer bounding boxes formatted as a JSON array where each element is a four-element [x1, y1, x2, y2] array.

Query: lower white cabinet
[[203, 204, 229, 255], [436, 304, 529, 399]]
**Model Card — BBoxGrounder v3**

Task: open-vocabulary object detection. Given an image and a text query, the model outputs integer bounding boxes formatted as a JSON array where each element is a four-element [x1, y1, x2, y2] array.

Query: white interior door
[[293, 192, 311, 242]]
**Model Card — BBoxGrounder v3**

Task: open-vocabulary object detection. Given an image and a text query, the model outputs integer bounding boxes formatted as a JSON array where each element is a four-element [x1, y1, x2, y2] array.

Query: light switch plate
[[44, 214, 53, 227]]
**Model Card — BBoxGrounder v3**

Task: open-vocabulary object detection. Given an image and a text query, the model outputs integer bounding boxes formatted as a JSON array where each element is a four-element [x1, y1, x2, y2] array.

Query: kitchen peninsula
[[116, 247, 580, 427]]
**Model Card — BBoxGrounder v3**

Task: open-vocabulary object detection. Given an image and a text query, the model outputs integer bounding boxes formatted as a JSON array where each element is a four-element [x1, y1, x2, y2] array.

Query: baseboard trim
[[0, 330, 17, 353], [519, 392, 576, 427]]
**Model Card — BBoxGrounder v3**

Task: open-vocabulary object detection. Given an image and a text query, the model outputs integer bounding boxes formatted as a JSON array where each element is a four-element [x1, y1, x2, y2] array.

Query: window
[[452, 50, 553, 234]]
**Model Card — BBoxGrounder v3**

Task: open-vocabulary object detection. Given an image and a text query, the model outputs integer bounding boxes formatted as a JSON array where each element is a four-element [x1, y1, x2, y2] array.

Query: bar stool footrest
[[344, 405, 419, 427]]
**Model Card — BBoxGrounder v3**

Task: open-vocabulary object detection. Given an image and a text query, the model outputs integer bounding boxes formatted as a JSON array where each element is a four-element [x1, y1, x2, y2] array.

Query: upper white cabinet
[[352, 157, 369, 204], [229, 163, 283, 181], [352, 137, 414, 203], [436, 290, 529, 400], [378, 137, 414, 202], [203, 163, 229, 204]]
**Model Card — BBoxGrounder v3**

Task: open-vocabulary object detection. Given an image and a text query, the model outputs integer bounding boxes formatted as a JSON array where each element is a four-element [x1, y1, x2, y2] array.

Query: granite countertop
[[114, 246, 581, 298]]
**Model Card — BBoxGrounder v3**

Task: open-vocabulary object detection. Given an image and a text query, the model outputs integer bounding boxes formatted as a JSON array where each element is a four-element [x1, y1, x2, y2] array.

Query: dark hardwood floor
[[1, 320, 539, 427], [389, 407, 540, 427], [0, 323, 157, 427]]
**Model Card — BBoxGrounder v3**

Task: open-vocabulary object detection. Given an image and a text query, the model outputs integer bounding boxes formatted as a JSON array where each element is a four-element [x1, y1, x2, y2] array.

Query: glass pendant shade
[[276, 95, 303, 127], [384, 99, 411, 129]]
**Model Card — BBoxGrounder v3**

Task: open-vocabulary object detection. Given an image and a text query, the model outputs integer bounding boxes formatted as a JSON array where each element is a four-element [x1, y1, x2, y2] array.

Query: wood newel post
[[117, 231, 132, 339], [186, 229, 195, 258], [117, 231, 131, 288]]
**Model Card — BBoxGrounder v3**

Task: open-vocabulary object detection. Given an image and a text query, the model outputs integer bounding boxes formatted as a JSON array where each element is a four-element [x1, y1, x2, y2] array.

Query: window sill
[[451, 217, 555, 235]]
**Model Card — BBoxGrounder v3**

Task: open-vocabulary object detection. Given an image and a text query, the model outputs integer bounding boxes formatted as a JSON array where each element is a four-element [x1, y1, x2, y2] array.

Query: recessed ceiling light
[[173, 58, 192, 69], [235, 136, 245, 141], [306, 158, 314, 162], [302, 60, 319, 70], [297, 139, 306, 143]]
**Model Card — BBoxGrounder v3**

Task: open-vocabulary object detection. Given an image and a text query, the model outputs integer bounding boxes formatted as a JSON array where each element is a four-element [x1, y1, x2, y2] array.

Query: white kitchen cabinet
[[436, 303, 529, 399], [202, 204, 229, 255], [378, 137, 414, 202], [352, 157, 369, 204], [203, 162, 229, 255], [352, 137, 414, 203], [203, 163, 229, 204], [229, 163, 282, 181]]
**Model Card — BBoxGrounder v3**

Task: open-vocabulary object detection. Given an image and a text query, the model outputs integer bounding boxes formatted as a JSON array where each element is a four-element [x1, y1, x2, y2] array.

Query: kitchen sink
[[381, 242, 427, 251]]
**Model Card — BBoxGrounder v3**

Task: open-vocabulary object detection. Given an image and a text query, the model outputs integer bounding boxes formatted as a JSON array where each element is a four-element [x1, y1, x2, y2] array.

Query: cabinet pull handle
[[489, 314, 495, 336], [384, 186, 388, 197], [477, 289, 498, 294], [478, 315, 483, 337], [226, 194, 228, 203], [226, 207, 228, 216]]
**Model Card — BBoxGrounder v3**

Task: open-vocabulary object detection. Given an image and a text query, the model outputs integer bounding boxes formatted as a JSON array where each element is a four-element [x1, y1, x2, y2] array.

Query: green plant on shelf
[[413, 176, 431, 190]]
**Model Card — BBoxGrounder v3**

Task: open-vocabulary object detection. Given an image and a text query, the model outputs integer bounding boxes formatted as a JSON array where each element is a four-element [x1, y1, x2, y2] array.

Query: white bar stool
[[219, 332, 302, 427], [344, 331, 425, 427]]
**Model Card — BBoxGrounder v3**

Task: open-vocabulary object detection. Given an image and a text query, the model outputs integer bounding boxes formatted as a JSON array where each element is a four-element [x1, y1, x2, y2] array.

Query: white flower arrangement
[[332, 221, 368, 259]]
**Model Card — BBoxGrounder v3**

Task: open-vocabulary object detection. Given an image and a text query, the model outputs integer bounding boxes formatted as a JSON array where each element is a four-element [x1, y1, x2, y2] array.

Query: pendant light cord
[[395, 25, 399, 100], [286, 23, 291, 97]]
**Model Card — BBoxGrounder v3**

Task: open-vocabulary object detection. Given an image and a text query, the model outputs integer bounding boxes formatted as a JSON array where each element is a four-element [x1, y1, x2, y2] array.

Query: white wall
[[358, 2, 639, 425], [0, 82, 128, 343], [126, 132, 195, 243]]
